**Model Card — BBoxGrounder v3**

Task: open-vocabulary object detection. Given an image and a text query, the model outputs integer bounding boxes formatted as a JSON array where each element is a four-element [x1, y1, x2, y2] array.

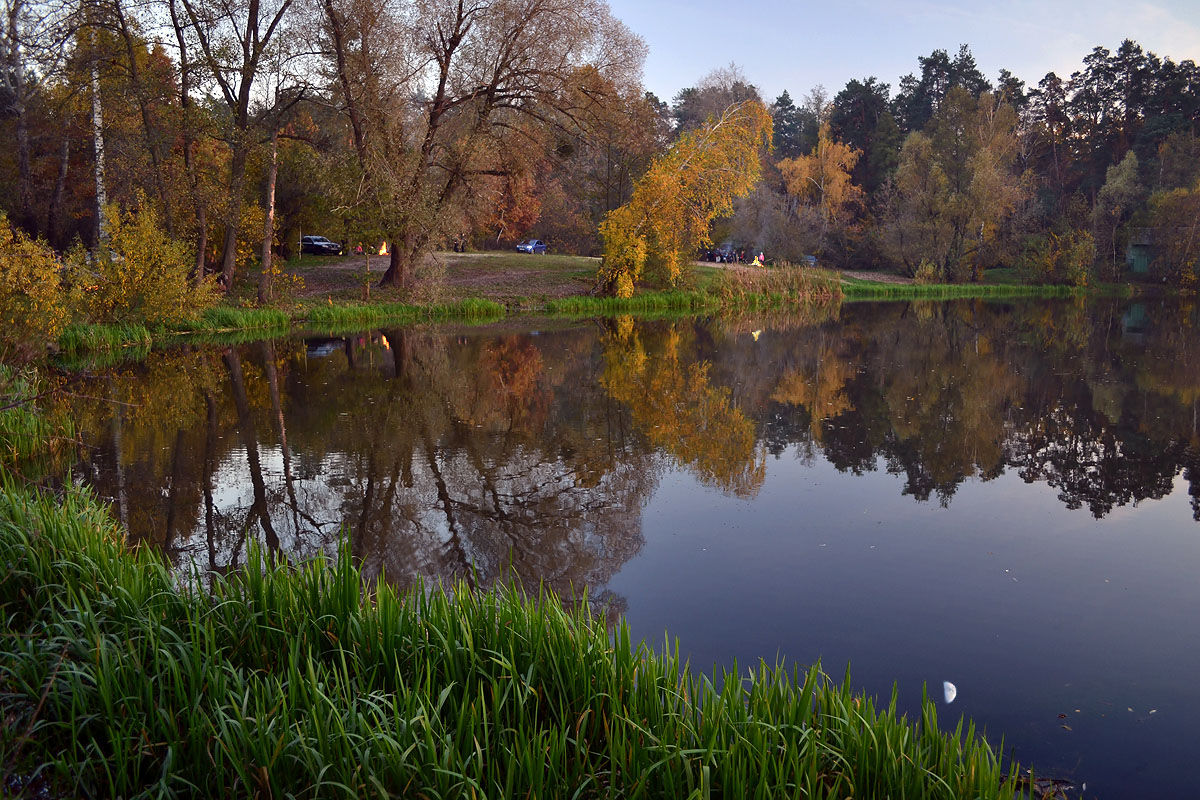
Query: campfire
[[378, 241, 388, 256]]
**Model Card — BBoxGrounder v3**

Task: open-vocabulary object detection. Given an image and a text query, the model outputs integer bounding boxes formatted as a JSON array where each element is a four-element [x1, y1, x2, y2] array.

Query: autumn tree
[[532, 74, 668, 254], [671, 63, 762, 135], [596, 99, 772, 296], [1091, 151, 1144, 279], [177, 0, 301, 288], [601, 320, 764, 497], [882, 88, 1026, 280], [1146, 178, 1200, 289], [319, 0, 644, 289], [777, 120, 863, 254]]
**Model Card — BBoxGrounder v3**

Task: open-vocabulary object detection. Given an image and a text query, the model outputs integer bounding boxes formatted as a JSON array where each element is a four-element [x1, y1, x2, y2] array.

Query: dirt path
[[290, 251, 599, 302], [839, 269, 913, 285], [287, 252, 913, 302]]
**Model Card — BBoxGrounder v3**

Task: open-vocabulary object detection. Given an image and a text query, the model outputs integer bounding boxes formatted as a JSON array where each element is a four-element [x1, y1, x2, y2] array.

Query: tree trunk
[[258, 129, 279, 304], [48, 137, 70, 247], [379, 243, 409, 288], [202, 391, 219, 571], [6, 0, 33, 232], [195, 205, 208, 284], [169, 0, 208, 286], [109, 381, 128, 531], [115, 2, 174, 235], [220, 144, 249, 288], [260, 340, 304, 537], [91, 37, 109, 246], [163, 428, 188, 554], [321, 0, 367, 168]]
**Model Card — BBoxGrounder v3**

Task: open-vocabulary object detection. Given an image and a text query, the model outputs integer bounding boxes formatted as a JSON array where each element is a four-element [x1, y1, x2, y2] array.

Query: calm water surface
[[63, 298, 1200, 797]]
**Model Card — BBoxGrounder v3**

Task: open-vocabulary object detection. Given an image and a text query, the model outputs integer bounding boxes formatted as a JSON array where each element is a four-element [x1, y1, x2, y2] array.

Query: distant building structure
[[1126, 228, 1153, 275]]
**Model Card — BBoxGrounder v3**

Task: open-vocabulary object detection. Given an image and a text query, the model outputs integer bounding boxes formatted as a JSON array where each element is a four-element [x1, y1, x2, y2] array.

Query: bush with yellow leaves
[[0, 213, 70, 357], [71, 202, 217, 326]]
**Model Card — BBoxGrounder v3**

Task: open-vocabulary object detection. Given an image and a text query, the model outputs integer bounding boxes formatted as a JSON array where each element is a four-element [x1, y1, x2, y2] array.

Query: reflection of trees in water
[[600, 318, 765, 498], [64, 296, 1200, 593], [736, 298, 1200, 518], [67, 329, 659, 602]]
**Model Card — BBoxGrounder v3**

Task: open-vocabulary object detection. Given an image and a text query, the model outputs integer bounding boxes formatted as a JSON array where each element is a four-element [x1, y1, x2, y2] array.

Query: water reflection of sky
[[613, 452, 1200, 795]]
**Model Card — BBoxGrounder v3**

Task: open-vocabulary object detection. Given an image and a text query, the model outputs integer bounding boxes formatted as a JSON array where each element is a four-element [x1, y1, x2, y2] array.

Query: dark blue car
[[516, 239, 547, 254]]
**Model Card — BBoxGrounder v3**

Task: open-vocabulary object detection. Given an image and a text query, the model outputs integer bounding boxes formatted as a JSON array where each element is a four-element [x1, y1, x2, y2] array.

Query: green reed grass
[[544, 291, 719, 316], [0, 481, 1029, 799], [305, 298, 506, 331], [841, 280, 1081, 300], [182, 306, 292, 332], [57, 323, 153, 356], [0, 367, 74, 466], [57, 308, 291, 357]]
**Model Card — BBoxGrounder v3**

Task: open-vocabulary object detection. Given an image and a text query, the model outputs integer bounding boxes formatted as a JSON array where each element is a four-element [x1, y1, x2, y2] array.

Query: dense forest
[[2, 0, 1198, 295]]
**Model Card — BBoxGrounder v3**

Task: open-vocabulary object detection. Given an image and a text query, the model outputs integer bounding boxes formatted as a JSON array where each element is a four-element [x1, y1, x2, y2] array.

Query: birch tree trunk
[[258, 128, 279, 303], [90, 31, 109, 245]]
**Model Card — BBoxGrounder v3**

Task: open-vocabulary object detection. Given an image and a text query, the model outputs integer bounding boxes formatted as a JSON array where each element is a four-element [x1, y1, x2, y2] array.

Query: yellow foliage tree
[[777, 120, 863, 251], [0, 213, 70, 356], [71, 202, 218, 326], [596, 100, 772, 297]]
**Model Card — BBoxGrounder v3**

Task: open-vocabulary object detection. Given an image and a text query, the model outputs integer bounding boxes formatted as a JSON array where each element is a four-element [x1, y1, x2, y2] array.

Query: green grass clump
[[0, 367, 73, 465], [183, 306, 292, 332], [57, 322, 152, 357], [841, 280, 1081, 300], [0, 482, 1028, 799], [56, 308, 292, 358], [305, 298, 506, 331], [545, 290, 718, 316]]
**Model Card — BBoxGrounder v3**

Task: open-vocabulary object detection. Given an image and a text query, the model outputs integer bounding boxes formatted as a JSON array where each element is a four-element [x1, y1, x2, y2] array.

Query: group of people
[[707, 246, 766, 265]]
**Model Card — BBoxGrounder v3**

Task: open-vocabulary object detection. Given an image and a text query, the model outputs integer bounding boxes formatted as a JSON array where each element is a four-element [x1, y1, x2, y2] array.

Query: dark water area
[[58, 297, 1200, 797]]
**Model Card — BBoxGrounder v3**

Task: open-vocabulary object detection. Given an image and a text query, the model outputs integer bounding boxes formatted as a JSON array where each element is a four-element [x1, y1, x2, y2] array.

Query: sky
[[606, 0, 1200, 103]]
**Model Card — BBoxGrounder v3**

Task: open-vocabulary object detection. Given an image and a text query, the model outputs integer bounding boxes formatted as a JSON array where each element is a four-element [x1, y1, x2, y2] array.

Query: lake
[[59, 297, 1200, 797]]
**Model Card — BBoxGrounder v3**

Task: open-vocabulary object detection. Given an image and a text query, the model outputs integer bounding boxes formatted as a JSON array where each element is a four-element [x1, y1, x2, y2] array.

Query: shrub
[[912, 259, 943, 284], [1018, 229, 1095, 287], [70, 202, 217, 326], [0, 213, 70, 357]]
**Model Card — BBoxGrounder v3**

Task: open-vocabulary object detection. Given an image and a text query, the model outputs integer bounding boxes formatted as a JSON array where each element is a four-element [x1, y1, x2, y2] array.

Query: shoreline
[[48, 270, 1151, 363]]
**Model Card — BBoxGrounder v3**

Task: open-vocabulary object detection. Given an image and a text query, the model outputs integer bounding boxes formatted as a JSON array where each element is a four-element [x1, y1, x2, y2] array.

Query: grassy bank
[[49, 259, 1131, 358], [841, 279, 1084, 300], [0, 482, 1030, 799]]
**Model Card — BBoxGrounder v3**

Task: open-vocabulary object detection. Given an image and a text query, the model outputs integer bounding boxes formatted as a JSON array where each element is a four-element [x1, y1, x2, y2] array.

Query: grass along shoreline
[[51, 267, 1140, 358], [0, 481, 1033, 798]]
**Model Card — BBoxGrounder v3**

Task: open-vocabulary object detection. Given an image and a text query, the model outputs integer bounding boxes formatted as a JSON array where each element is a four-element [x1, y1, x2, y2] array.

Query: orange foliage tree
[[777, 120, 864, 254], [596, 100, 772, 296]]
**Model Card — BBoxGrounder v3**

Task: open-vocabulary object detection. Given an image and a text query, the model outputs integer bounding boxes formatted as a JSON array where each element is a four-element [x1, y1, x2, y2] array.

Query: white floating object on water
[[943, 681, 957, 704], [751, 329, 762, 341]]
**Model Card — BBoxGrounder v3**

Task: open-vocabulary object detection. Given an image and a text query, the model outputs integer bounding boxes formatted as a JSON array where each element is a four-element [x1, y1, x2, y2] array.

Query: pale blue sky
[[607, 0, 1200, 102]]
